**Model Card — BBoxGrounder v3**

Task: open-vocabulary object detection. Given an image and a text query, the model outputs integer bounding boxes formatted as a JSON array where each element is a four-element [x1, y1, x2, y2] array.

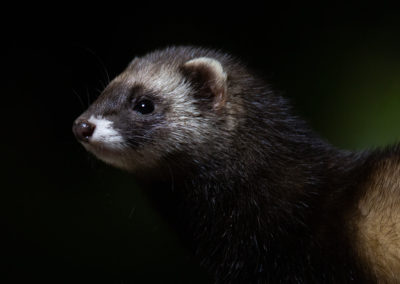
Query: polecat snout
[[73, 46, 400, 283]]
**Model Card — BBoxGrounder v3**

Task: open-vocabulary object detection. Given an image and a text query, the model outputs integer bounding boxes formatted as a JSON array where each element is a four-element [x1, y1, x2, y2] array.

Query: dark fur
[[75, 46, 400, 283]]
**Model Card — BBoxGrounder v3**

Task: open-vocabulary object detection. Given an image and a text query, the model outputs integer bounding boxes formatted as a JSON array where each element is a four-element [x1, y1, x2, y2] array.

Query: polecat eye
[[134, 100, 154, 114]]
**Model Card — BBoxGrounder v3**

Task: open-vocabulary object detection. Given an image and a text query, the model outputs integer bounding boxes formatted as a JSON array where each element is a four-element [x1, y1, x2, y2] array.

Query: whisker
[[83, 46, 111, 85], [96, 87, 105, 95], [85, 86, 91, 106], [128, 206, 136, 219], [95, 89, 105, 102], [72, 88, 86, 110]]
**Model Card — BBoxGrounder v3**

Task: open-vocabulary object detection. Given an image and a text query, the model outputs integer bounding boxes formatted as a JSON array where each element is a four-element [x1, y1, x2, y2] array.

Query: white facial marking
[[88, 115, 124, 148]]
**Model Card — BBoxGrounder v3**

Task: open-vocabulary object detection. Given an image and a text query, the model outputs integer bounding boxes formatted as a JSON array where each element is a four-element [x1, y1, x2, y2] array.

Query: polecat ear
[[181, 57, 228, 110]]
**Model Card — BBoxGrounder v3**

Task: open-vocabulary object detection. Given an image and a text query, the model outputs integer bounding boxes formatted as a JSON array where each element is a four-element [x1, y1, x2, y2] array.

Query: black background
[[3, 4, 400, 283]]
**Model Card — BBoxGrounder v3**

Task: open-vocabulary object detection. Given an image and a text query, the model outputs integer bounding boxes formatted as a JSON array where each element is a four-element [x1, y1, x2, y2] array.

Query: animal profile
[[73, 46, 400, 283]]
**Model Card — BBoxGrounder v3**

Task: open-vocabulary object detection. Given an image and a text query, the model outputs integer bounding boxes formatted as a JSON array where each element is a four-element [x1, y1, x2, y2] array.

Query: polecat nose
[[73, 120, 96, 142]]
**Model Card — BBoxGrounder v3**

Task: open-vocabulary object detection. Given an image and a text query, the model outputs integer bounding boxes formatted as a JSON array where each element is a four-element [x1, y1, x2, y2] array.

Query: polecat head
[[73, 46, 245, 172]]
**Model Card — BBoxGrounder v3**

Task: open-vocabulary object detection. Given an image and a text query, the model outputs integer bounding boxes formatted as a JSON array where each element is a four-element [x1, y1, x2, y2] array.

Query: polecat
[[73, 46, 400, 283]]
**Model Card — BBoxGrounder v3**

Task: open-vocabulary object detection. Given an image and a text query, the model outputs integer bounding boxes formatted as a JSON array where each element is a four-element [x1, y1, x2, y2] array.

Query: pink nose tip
[[73, 120, 96, 142]]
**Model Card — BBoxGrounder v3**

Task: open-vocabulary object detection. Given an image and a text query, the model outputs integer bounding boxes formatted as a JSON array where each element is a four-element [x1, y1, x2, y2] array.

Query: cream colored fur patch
[[356, 157, 400, 281]]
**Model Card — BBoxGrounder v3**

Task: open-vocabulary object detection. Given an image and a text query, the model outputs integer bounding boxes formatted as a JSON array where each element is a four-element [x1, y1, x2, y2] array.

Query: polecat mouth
[[82, 141, 133, 169], [83, 141, 114, 154]]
